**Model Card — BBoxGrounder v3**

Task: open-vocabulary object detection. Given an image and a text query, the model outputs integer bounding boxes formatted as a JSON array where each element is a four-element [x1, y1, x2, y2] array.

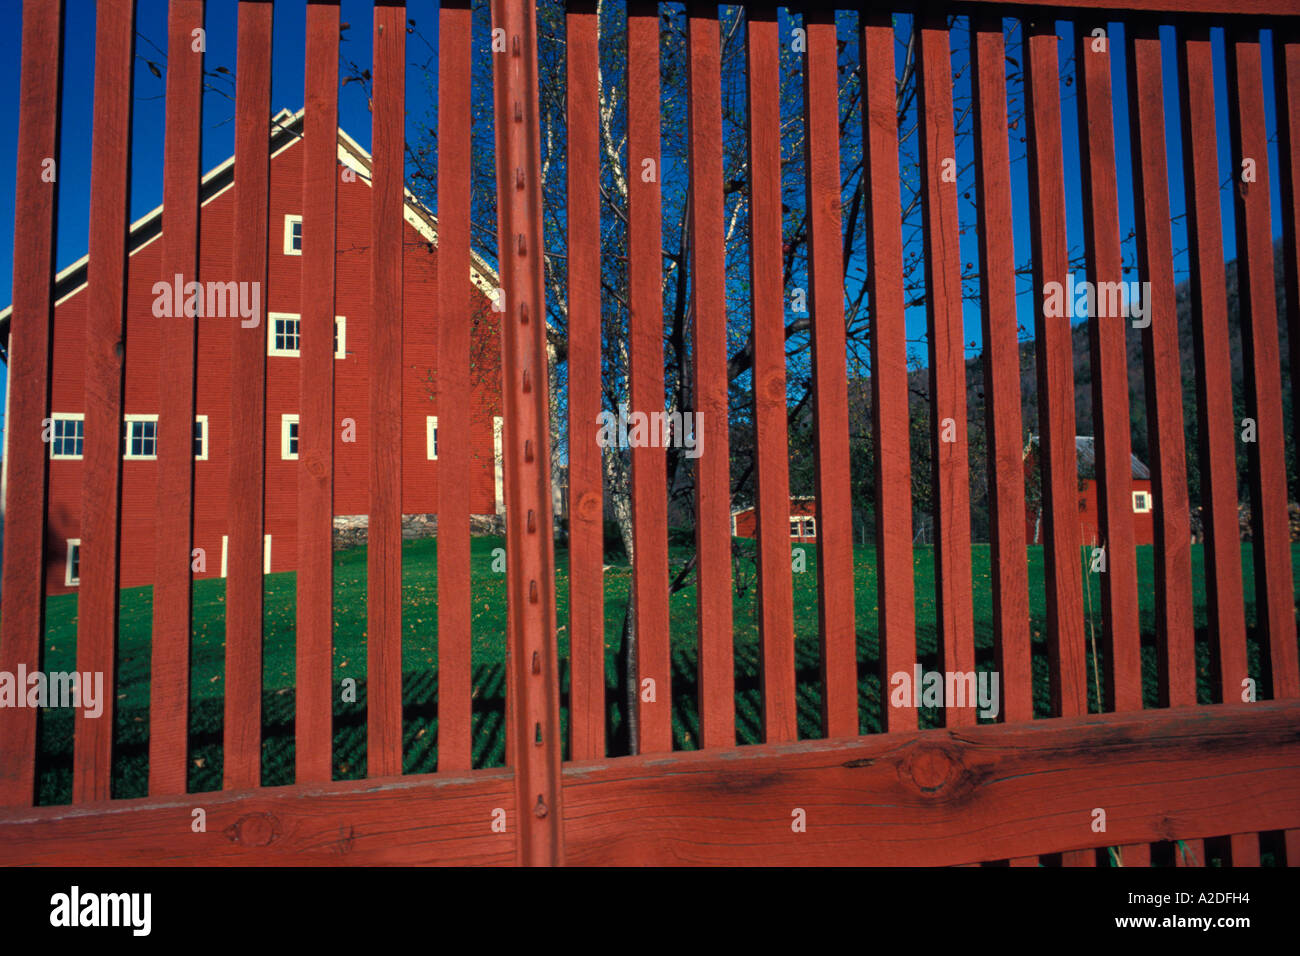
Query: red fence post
[[436, 0, 476, 774], [0, 0, 62, 808], [77, 0, 136, 804], [225, 0, 272, 792], [367, 0, 406, 781], [297, 0, 340, 786], [491, 0, 563, 866], [151, 0, 205, 797]]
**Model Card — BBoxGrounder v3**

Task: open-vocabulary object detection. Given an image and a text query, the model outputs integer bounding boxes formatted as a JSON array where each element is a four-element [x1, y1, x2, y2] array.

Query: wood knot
[[224, 812, 281, 848], [902, 744, 957, 794], [576, 491, 600, 521], [764, 372, 786, 402]]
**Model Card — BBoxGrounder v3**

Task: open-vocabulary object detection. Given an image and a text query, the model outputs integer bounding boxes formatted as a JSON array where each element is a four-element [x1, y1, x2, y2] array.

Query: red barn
[[1024, 435, 1155, 548], [0, 109, 504, 595], [730, 496, 818, 543]]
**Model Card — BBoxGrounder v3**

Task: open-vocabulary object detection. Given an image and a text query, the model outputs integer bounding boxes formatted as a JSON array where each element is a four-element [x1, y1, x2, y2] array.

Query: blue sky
[[0, 2, 1287, 431]]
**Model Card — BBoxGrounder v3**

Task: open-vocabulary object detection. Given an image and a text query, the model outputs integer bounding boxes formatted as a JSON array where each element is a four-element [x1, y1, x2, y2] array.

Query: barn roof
[[1024, 435, 1151, 481], [0, 107, 500, 357], [730, 495, 816, 517]]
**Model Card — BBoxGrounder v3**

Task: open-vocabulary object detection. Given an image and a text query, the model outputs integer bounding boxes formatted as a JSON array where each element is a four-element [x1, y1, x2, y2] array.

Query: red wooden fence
[[1, 0, 1299, 866]]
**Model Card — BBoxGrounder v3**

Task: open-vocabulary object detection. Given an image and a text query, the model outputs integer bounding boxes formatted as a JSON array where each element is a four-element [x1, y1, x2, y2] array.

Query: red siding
[[43, 133, 502, 594]]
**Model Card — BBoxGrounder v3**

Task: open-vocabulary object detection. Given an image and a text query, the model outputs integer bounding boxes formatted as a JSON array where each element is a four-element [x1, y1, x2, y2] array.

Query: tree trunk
[[611, 488, 637, 755]]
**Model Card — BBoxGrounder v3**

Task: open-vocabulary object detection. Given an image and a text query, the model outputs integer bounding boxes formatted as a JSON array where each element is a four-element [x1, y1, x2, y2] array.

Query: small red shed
[[1024, 435, 1156, 547], [730, 496, 818, 543]]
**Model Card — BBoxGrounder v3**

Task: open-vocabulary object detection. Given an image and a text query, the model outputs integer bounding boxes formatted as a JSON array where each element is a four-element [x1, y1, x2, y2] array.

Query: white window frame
[[1132, 490, 1152, 514], [803, 516, 816, 538], [789, 517, 802, 538], [334, 315, 346, 359], [65, 538, 81, 587], [281, 414, 300, 460], [123, 414, 159, 460], [284, 214, 303, 256], [427, 416, 438, 460], [49, 413, 84, 460], [493, 416, 505, 514], [194, 414, 209, 461], [268, 312, 301, 357]]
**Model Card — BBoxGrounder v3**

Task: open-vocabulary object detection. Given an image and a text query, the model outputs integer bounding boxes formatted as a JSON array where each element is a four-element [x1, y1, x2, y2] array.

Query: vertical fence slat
[[1127, 21, 1195, 716], [971, 11, 1031, 725], [225, 0, 272, 791], [0, 0, 62, 807], [746, 3, 797, 744], [1124, 21, 1189, 868], [918, 13, 976, 728], [436, 0, 474, 773], [368, 0, 406, 779], [1076, 20, 1142, 716], [1030, 14, 1087, 884], [686, 0, 735, 750], [1230, 833, 1261, 866], [1283, 27, 1300, 549], [566, 0, 605, 762], [1273, 15, 1300, 867], [76, 0, 135, 803], [1226, 28, 1300, 702], [1177, 28, 1240, 874], [627, 0, 672, 754], [1178, 26, 1248, 705], [151, 0, 205, 796], [802, 6, 857, 739], [861, 10, 916, 734], [1023, 16, 1087, 719], [296, 0, 339, 785], [491, 0, 564, 864]]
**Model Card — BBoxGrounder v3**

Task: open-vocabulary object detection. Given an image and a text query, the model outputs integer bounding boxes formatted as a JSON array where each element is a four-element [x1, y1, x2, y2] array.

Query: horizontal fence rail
[[0, 0, 1298, 867]]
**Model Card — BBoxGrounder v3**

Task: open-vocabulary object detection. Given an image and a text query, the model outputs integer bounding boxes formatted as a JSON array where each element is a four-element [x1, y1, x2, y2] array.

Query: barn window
[[281, 414, 299, 460], [266, 313, 344, 358], [284, 214, 303, 255], [427, 416, 438, 460], [194, 415, 208, 460], [49, 414, 84, 459], [65, 539, 80, 587], [803, 517, 816, 538], [123, 415, 158, 460], [268, 313, 301, 356], [1132, 490, 1152, 514], [789, 517, 801, 538]]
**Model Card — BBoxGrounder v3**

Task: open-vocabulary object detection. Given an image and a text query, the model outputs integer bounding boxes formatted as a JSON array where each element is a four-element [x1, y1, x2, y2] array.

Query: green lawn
[[25, 537, 1300, 805]]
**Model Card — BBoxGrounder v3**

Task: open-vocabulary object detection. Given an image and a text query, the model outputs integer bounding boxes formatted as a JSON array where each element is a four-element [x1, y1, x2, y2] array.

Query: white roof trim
[[1, 107, 500, 323]]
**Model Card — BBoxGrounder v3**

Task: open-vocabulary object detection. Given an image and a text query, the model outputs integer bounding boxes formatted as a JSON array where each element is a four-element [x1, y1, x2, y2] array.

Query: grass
[[23, 536, 1300, 806]]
